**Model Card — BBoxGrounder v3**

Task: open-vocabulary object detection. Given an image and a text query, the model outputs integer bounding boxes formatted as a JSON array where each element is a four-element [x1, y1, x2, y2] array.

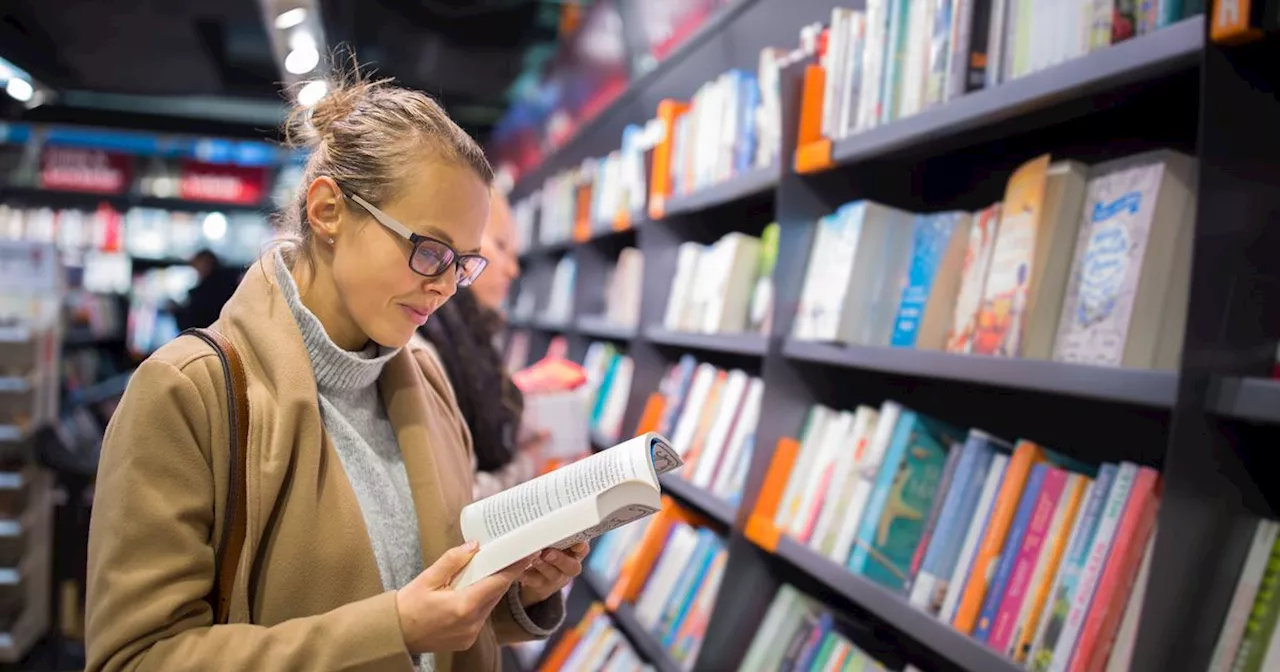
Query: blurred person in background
[[85, 69, 583, 672], [172, 249, 242, 331], [418, 188, 550, 500]]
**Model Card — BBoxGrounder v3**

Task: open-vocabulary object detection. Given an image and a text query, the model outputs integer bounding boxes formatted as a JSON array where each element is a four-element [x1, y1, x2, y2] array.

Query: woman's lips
[[400, 304, 432, 326]]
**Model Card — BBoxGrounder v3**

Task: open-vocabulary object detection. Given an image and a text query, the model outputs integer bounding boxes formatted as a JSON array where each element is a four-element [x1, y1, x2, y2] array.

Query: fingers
[[422, 541, 480, 586], [541, 548, 583, 578], [567, 542, 590, 559], [527, 556, 561, 583]]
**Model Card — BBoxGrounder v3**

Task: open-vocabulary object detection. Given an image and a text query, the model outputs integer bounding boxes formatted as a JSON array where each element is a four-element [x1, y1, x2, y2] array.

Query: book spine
[[1208, 521, 1280, 672], [907, 438, 965, 588], [847, 411, 917, 574], [975, 463, 1050, 641], [1048, 463, 1138, 672], [990, 467, 1069, 650]]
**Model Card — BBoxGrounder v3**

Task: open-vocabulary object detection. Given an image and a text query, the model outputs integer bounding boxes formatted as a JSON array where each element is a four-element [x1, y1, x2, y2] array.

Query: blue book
[[793, 612, 834, 672], [912, 430, 1001, 613], [941, 452, 1009, 624], [890, 212, 967, 347], [657, 531, 720, 646], [973, 463, 1048, 642]]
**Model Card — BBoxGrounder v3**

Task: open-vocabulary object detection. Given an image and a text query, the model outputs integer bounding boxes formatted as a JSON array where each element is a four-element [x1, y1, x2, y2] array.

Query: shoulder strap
[[182, 327, 250, 625]]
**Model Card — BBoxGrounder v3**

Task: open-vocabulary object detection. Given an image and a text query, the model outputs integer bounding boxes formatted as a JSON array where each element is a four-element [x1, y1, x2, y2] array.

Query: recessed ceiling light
[[297, 80, 327, 107], [203, 212, 228, 241], [275, 7, 307, 30], [5, 78, 33, 103]]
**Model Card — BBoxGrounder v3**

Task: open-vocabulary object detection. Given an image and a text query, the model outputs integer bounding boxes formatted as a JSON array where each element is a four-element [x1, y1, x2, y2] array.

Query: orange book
[[953, 440, 1045, 633], [744, 436, 802, 552], [1211, 0, 1265, 44], [538, 603, 602, 671], [1013, 474, 1090, 662], [647, 100, 690, 220], [1073, 468, 1162, 672]]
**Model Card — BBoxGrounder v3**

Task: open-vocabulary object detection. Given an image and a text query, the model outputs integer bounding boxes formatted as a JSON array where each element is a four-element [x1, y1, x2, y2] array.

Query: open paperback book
[[450, 432, 683, 588]]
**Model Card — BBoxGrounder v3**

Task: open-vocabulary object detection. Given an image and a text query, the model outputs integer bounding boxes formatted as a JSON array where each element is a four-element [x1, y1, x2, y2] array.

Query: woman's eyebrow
[[422, 224, 481, 255]]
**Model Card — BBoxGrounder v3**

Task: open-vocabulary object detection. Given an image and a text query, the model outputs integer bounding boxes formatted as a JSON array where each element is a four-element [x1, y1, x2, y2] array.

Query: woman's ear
[[305, 177, 344, 242]]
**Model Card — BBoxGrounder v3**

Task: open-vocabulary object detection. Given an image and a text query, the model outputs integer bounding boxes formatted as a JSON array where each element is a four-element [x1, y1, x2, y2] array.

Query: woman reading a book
[[84, 67, 584, 672], [417, 187, 553, 500]]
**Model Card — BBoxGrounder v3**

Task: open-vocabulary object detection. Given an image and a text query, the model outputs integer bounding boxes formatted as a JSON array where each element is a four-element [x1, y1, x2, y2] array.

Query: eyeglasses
[[343, 191, 489, 287]]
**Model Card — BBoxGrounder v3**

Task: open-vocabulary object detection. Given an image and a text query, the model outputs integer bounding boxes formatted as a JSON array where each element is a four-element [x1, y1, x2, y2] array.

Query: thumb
[[422, 541, 479, 586]]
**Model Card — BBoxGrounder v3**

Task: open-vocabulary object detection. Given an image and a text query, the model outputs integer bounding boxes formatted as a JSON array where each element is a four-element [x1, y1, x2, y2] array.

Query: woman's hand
[[395, 541, 531, 655], [518, 542, 589, 606]]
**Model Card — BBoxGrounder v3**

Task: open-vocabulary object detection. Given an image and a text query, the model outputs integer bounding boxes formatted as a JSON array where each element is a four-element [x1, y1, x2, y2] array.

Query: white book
[[822, 8, 851, 139], [670, 364, 719, 457], [664, 242, 703, 330], [1207, 520, 1280, 672], [940, 452, 1010, 623], [789, 410, 857, 540], [855, 0, 891, 132], [522, 386, 592, 460], [1048, 462, 1139, 672], [634, 523, 701, 628], [597, 356, 634, 443], [710, 377, 765, 496], [739, 585, 805, 671], [1104, 530, 1156, 672], [828, 401, 903, 564], [450, 433, 682, 588], [690, 370, 750, 487], [809, 405, 880, 556], [795, 208, 861, 342], [775, 406, 835, 531], [898, 0, 935, 118], [702, 233, 763, 334], [838, 11, 868, 138], [1052, 150, 1197, 370], [844, 203, 916, 346]]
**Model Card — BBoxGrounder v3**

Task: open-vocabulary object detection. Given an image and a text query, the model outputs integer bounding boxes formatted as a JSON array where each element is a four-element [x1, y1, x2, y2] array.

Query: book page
[[463, 438, 655, 543]]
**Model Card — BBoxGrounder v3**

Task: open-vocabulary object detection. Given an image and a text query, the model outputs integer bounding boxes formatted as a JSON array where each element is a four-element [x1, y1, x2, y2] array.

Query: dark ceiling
[[0, 0, 559, 142]]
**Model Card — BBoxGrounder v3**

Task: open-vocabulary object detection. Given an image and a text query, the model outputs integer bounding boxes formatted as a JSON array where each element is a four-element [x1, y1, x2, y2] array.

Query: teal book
[[589, 352, 620, 428], [847, 411, 961, 591]]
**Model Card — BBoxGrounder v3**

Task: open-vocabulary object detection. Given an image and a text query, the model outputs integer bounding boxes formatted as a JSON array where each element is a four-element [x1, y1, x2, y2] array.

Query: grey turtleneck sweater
[[274, 252, 561, 670]]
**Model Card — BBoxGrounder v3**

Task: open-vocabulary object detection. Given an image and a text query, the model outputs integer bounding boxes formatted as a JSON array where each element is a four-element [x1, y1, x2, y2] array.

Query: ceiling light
[[203, 212, 228, 241], [274, 7, 307, 30], [297, 80, 327, 107], [5, 78, 32, 103], [285, 46, 320, 74], [288, 30, 317, 52]]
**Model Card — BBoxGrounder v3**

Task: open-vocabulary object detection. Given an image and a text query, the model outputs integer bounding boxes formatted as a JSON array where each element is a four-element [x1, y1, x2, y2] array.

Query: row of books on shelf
[[514, 20, 830, 253], [757, 399, 1158, 671], [811, 0, 1195, 145], [583, 341, 635, 446], [663, 224, 778, 336], [0, 204, 274, 265], [794, 149, 1194, 370], [742, 585, 901, 672], [657, 355, 763, 506], [510, 247, 644, 332], [541, 603, 658, 672], [125, 266, 201, 355]]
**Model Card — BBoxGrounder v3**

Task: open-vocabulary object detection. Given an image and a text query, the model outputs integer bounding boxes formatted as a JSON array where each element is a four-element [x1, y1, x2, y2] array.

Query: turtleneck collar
[[272, 248, 398, 392]]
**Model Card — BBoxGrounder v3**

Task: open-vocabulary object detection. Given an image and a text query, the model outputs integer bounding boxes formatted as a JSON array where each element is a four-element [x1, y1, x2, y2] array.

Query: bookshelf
[[503, 1, 1280, 671]]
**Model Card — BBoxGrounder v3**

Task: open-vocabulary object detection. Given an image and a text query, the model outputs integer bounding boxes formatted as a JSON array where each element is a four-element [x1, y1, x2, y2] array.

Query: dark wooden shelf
[[1208, 377, 1280, 424], [576, 315, 638, 342], [782, 339, 1178, 408], [659, 474, 737, 527], [770, 535, 1023, 672], [645, 327, 768, 358], [661, 165, 780, 217], [828, 16, 1203, 168]]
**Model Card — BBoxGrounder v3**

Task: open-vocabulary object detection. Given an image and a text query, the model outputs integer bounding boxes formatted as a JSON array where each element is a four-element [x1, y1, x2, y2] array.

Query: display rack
[[504, 2, 1279, 670]]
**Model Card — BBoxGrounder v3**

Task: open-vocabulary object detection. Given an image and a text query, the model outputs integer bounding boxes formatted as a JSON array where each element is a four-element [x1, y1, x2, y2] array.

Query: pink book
[[989, 467, 1069, 651], [1071, 467, 1161, 672], [797, 464, 838, 543]]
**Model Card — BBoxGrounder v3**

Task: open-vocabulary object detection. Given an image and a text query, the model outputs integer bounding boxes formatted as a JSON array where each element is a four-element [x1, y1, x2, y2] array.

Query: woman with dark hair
[[418, 188, 546, 499]]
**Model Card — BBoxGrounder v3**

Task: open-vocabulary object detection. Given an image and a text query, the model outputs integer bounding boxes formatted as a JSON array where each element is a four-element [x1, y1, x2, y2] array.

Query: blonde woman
[[85, 70, 583, 672]]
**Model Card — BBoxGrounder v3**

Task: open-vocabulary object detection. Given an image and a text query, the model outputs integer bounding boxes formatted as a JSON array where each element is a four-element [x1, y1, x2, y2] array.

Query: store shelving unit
[[505, 2, 1280, 671]]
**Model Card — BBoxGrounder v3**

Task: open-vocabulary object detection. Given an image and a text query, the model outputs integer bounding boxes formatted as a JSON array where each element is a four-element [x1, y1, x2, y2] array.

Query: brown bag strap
[[182, 327, 250, 625]]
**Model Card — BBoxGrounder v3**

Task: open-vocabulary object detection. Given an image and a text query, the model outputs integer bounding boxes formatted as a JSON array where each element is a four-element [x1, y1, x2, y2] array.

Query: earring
[[328, 237, 335, 245]]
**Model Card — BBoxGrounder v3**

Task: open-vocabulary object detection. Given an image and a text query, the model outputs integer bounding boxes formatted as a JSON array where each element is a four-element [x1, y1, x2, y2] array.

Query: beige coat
[[86, 254, 547, 671]]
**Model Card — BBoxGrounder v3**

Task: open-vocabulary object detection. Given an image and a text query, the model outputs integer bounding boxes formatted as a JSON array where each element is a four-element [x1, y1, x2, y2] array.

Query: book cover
[[946, 204, 1001, 353], [849, 413, 959, 591], [941, 453, 1009, 623], [1028, 465, 1117, 671], [1052, 159, 1169, 367], [990, 467, 1070, 650], [1013, 476, 1091, 662], [891, 212, 966, 347], [907, 437, 965, 589], [975, 463, 1051, 641], [971, 154, 1052, 358]]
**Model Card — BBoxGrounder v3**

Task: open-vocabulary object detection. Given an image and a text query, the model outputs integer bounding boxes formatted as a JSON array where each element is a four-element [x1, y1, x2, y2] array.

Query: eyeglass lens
[[411, 240, 487, 286]]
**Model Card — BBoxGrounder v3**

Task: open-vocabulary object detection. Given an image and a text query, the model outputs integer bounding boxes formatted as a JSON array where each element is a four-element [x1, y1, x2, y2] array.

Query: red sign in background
[[39, 147, 132, 194], [178, 161, 268, 205]]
